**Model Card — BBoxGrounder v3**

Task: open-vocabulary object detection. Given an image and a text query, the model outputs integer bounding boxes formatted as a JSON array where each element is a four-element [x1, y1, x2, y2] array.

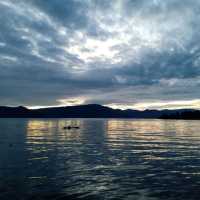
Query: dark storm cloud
[[1, 0, 200, 109]]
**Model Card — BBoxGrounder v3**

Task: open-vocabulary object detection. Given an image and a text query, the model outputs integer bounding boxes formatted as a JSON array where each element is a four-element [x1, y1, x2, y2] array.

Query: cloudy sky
[[1, 0, 200, 110]]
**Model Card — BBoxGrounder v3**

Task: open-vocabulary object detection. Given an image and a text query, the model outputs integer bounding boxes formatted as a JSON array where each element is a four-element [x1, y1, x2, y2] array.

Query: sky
[[1, 0, 200, 110]]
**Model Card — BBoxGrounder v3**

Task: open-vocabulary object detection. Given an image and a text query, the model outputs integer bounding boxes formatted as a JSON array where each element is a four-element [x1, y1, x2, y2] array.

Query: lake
[[1, 118, 200, 200]]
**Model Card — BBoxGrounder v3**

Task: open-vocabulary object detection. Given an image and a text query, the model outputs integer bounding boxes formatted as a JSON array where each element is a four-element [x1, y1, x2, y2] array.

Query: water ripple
[[1, 119, 200, 199]]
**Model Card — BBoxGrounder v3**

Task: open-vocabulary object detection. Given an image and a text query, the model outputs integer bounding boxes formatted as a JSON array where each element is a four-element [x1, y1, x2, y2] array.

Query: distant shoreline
[[0, 104, 200, 120], [0, 118, 200, 121]]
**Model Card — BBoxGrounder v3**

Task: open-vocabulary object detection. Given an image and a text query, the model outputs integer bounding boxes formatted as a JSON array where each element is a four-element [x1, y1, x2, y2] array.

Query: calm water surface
[[1, 118, 200, 200]]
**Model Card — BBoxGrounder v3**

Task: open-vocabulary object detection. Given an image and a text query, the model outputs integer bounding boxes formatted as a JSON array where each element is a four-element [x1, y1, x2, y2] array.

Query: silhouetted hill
[[160, 110, 200, 120], [0, 106, 29, 117], [0, 104, 199, 119]]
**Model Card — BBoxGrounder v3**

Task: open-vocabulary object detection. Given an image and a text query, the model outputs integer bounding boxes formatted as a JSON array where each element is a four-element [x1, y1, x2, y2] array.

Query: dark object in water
[[73, 126, 80, 129], [63, 126, 80, 130]]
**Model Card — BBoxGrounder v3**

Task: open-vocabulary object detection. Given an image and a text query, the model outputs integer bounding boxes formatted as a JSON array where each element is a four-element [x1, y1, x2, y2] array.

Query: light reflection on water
[[1, 119, 200, 200]]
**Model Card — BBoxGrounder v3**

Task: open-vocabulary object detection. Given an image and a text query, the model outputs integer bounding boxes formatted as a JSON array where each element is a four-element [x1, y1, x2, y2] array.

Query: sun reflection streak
[[26, 119, 82, 145], [106, 119, 200, 157]]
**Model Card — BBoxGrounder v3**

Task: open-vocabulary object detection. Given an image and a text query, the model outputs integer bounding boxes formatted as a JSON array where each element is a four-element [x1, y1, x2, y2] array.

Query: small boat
[[63, 126, 80, 130]]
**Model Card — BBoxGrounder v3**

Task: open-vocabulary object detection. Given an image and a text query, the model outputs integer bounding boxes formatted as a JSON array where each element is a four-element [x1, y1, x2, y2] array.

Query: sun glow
[[57, 97, 86, 107]]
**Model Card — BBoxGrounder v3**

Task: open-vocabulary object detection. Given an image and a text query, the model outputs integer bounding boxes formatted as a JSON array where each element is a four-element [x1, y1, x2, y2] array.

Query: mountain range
[[0, 104, 199, 119]]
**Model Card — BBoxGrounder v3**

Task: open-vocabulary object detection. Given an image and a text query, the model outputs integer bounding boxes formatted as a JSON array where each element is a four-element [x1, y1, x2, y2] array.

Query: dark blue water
[[1, 118, 200, 200]]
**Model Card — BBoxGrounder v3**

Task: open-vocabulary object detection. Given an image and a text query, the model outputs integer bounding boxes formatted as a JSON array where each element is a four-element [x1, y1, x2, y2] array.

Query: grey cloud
[[1, 0, 200, 108], [29, 0, 90, 29]]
